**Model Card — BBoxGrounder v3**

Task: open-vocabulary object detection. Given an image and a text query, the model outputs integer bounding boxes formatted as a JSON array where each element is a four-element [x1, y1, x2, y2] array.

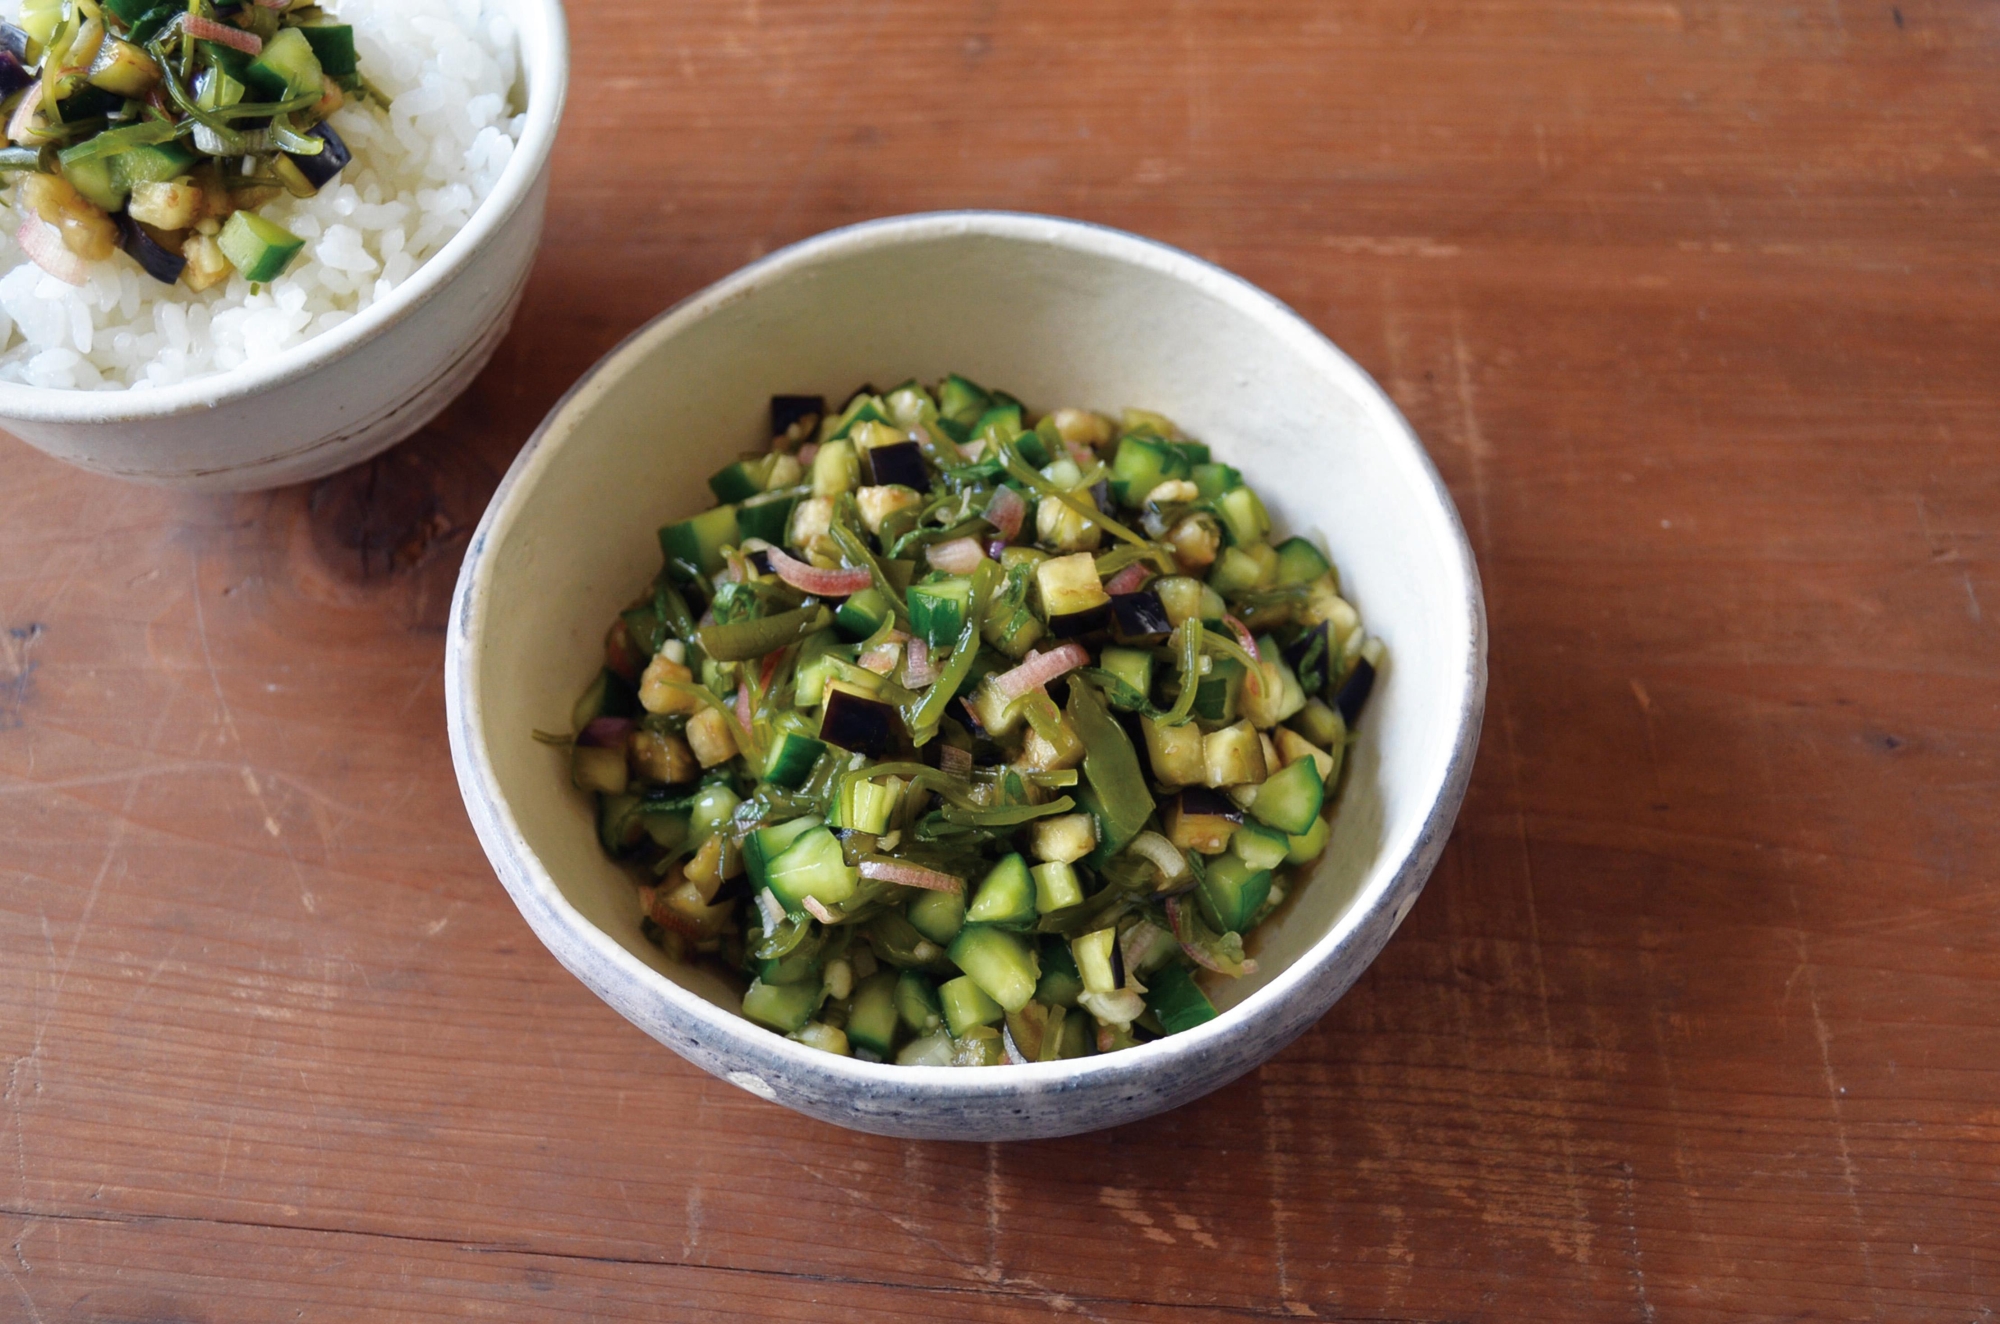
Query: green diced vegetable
[[743, 816, 824, 890], [907, 887, 966, 945], [1034, 940, 1085, 1007], [1232, 822, 1291, 871], [835, 587, 891, 640], [846, 971, 901, 1057], [1273, 536, 1332, 586], [709, 456, 772, 503], [907, 576, 972, 650], [742, 978, 820, 1033], [1215, 486, 1272, 546], [297, 23, 358, 77], [1146, 963, 1218, 1034], [1190, 462, 1242, 499], [244, 27, 324, 101], [1250, 756, 1324, 836], [1032, 860, 1083, 912], [965, 853, 1036, 927], [895, 969, 944, 1034], [937, 374, 991, 427], [1098, 646, 1153, 700], [1198, 853, 1272, 933], [1286, 815, 1330, 864], [948, 926, 1040, 1012], [940, 975, 1003, 1036], [763, 825, 859, 910], [762, 731, 826, 788], [738, 485, 804, 544]]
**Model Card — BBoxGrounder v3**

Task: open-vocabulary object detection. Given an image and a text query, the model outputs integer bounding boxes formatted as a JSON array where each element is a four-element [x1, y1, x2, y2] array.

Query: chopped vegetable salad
[[552, 375, 1382, 1067]]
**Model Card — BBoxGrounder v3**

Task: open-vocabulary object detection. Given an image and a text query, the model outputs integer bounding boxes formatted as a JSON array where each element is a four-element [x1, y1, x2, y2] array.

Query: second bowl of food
[[446, 211, 1485, 1141], [0, 0, 565, 490]]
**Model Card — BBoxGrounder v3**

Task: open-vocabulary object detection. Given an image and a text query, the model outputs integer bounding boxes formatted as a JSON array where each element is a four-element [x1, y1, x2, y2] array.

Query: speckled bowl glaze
[[0, 0, 567, 493], [446, 211, 1486, 1141]]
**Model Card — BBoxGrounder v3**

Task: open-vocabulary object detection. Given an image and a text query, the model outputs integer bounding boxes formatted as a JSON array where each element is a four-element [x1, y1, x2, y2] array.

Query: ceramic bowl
[[446, 211, 1486, 1141], [0, 0, 568, 493]]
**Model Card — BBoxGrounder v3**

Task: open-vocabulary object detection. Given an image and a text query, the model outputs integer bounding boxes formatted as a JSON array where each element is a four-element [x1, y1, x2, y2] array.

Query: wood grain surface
[[4, 0, 1997, 1318]]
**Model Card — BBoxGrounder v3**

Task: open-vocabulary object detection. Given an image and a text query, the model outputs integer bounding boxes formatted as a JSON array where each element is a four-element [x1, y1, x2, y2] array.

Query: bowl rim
[[0, 0, 569, 422], [446, 209, 1487, 1104]]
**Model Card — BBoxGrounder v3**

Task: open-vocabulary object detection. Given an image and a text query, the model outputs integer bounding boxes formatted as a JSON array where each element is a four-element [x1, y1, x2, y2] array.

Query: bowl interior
[[467, 217, 1474, 1034]]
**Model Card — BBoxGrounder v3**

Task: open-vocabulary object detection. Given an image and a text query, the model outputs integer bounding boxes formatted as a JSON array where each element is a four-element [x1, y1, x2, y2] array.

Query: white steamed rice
[[0, 0, 523, 389]]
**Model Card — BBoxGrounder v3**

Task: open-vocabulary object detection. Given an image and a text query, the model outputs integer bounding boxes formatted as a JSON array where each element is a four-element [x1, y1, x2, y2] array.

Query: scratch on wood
[[1617, 1162, 1657, 1322], [1449, 302, 1496, 554], [1787, 907, 1882, 1310]]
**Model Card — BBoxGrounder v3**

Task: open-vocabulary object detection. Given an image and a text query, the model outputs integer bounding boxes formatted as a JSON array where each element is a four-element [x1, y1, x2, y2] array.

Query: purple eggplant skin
[[1046, 602, 1110, 641], [1334, 655, 1376, 726], [770, 394, 824, 437], [818, 686, 902, 759], [0, 25, 32, 100], [285, 121, 352, 190], [1176, 785, 1244, 823], [117, 214, 186, 286], [1281, 622, 1330, 696], [1109, 589, 1172, 645], [862, 440, 929, 491]]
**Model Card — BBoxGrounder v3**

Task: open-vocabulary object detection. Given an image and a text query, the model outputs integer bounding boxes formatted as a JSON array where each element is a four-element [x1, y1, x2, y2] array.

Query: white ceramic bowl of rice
[[0, 0, 565, 491]]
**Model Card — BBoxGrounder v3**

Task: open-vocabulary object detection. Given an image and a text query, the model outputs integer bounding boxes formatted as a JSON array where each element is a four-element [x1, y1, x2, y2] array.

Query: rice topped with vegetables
[[552, 376, 1383, 1067], [0, 0, 520, 389]]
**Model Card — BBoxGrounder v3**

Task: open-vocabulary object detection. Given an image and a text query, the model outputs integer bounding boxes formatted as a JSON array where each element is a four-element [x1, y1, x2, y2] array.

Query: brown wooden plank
[[2, 0, 1998, 1317]]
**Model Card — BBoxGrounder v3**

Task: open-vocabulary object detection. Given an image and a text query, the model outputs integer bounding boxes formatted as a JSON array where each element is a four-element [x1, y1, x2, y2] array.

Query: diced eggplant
[[284, 121, 351, 191], [771, 393, 825, 437], [818, 682, 903, 759], [0, 37, 33, 100], [745, 547, 773, 576], [1109, 589, 1172, 645], [116, 213, 185, 286], [1162, 786, 1242, 854], [862, 439, 929, 490], [1036, 551, 1110, 638], [1335, 656, 1376, 725], [1282, 623, 1331, 697], [1203, 720, 1268, 788]]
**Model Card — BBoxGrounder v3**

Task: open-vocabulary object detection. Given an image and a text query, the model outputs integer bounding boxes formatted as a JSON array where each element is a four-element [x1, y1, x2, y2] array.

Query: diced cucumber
[[296, 23, 357, 76], [937, 373, 991, 426], [971, 402, 1024, 447], [895, 969, 944, 1034], [742, 978, 820, 1033], [832, 775, 901, 835], [965, 853, 1035, 927], [827, 397, 890, 442], [1145, 963, 1218, 1034], [947, 926, 1040, 1012], [845, 971, 901, 1057], [658, 504, 740, 578], [906, 887, 965, 945], [1215, 486, 1272, 546], [111, 140, 196, 190], [1098, 646, 1153, 699], [218, 210, 305, 282], [593, 791, 642, 853], [742, 816, 824, 890], [57, 150, 125, 213], [761, 731, 825, 788], [1231, 822, 1291, 871], [906, 575, 971, 649], [738, 485, 804, 544], [1250, 756, 1324, 836], [1032, 860, 1084, 912], [939, 974, 1003, 1036], [759, 941, 822, 986], [834, 587, 890, 640], [1109, 434, 1191, 504], [244, 26, 323, 100], [1207, 545, 1266, 595], [763, 825, 859, 910], [708, 455, 771, 503], [1286, 815, 1330, 864], [1273, 536, 1331, 586], [1198, 853, 1272, 934], [1190, 461, 1242, 499], [1034, 940, 1084, 1008], [1191, 655, 1245, 724]]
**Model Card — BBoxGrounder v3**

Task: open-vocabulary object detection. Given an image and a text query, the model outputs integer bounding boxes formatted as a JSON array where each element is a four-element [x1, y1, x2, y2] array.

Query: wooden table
[[4, 1, 1995, 1318]]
